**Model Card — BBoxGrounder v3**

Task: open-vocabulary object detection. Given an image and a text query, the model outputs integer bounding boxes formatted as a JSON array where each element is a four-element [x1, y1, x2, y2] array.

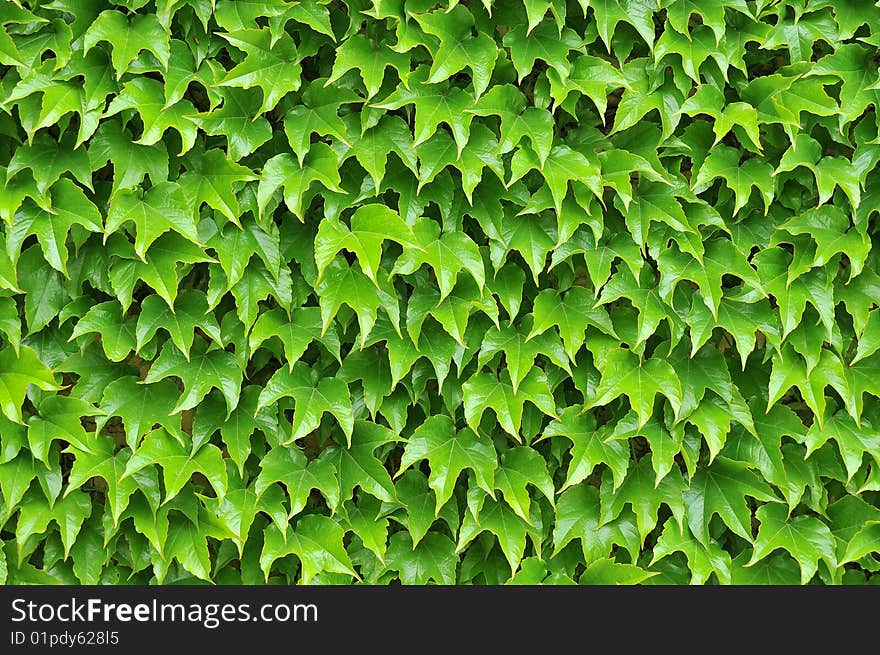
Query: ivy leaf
[[540, 407, 630, 491], [580, 558, 657, 585], [372, 67, 474, 154], [15, 490, 91, 559], [553, 486, 641, 565], [257, 362, 354, 446], [651, 517, 732, 584], [803, 410, 880, 482], [457, 497, 540, 574], [326, 33, 410, 99], [123, 427, 227, 502], [217, 29, 301, 115], [462, 369, 558, 441], [398, 415, 497, 513], [103, 77, 197, 153], [256, 446, 339, 517], [807, 43, 880, 131], [7, 134, 92, 198], [143, 340, 242, 417], [412, 6, 498, 98], [746, 503, 837, 584], [8, 179, 103, 276], [83, 10, 170, 78], [335, 114, 418, 193], [658, 239, 762, 319], [588, 348, 683, 428], [477, 322, 570, 394], [683, 457, 779, 547], [317, 420, 400, 505], [503, 20, 582, 83], [249, 307, 341, 371], [315, 204, 418, 285], [192, 88, 273, 161], [528, 286, 617, 361], [97, 376, 183, 450], [391, 218, 484, 301], [314, 259, 401, 348], [261, 516, 358, 583], [135, 290, 223, 359], [692, 144, 775, 215], [179, 147, 257, 226], [258, 144, 343, 220], [27, 395, 101, 464], [284, 79, 359, 166], [386, 531, 457, 584], [207, 219, 280, 289], [105, 182, 201, 260], [599, 455, 687, 544], [493, 446, 555, 523], [204, 485, 288, 557], [0, 346, 60, 424], [778, 206, 869, 280], [509, 144, 602, 216], [65, 438, 137, 526], [385, 470, 459, 550], [69, 300, 136, 362], [88, 121, 168, 197]]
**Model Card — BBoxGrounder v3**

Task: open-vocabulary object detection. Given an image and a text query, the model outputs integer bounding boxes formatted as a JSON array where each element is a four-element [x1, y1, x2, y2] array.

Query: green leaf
[[284, 79, 359, 166], [218, 29, 301, 115], [391, 218, 484, 301], [103, 77, 197, 153], [69, 300, 136, 362], [528, 286, 617, 360], [261, 515, 357, 583], [315, 204, 418, 285], [386, 531, 457, 584], [692, 144, 774, 215], [747, 503, 837, 584], [83, 10, 170, 78], [0, 345, 60, 424], [315, 259, 400, 348], [398, 415, 496, 512], [327, 34, 410, 100], [28, 395, 101, 464], [413, 6, 497, 98], [136, 290, 222, 358], [97, 376, 183, 450], [179, 147, 257, 226], [192, 88, 273, 161], [8, 179, 103, 276], [494, 446, 555, 523], [143, 340, 242, 417], [588, 348, 683, 428], [553, 486, 640, 565], [257, 362, 354, 446], [258, 144, 343, 220], [255, 446, 339, 517], [65, 438, 138, 526], [105, 182, 201, 260], [683, 457, 779, 546], [317, 420, 400, 505], [540, 407, 630, 491], [600, 455, 686, 544], [457, 497, 540, 573], [462, 369, 558, 441], [124, 427, 227, 502], [372, 67, 474, 154]]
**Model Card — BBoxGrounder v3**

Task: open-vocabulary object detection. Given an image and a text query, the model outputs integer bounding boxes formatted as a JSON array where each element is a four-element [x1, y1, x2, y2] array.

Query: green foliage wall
[[1, 0, 880, 585]]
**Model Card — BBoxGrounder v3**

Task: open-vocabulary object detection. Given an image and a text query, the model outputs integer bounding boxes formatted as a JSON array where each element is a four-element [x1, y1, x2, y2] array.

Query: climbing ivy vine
[[2, 0, 880, 585]]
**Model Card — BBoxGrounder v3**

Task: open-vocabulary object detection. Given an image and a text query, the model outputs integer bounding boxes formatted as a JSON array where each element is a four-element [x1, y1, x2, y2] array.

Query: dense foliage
[[1, 0, 880, 585]]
